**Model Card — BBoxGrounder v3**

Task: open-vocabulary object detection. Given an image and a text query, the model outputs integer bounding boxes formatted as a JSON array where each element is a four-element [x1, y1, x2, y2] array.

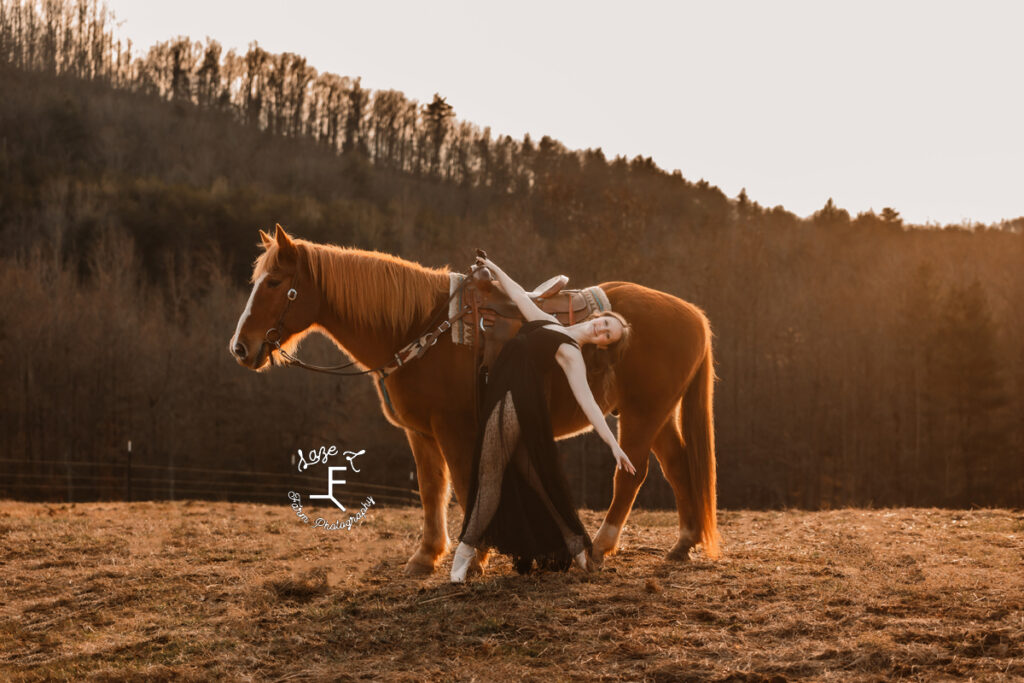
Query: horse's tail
[[682, 332, 720, 559]]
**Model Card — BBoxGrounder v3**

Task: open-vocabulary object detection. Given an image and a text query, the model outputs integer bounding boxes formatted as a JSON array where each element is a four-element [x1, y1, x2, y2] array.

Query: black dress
[[458, 319, 592, 573]]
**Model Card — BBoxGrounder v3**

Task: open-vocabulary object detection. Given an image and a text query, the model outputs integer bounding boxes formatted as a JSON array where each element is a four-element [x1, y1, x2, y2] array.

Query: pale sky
[[104, 0, 1024, 226]]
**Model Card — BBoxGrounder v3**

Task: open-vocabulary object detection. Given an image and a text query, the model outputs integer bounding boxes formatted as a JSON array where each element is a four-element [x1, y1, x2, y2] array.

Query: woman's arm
[[476, 256, 557, 324], [555, 345, 636, 474]]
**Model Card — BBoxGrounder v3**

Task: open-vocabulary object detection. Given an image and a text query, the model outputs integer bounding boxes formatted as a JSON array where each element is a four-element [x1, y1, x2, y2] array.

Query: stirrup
[[450, 542, 476, 583]]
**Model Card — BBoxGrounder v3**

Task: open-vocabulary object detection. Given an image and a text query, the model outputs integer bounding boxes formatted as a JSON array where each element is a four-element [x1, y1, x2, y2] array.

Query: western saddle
[[454, 261, 611, 377]]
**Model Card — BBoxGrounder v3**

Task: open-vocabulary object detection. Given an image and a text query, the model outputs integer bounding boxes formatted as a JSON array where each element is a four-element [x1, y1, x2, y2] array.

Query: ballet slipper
[[450, 542, 476, 583], [574, 549, 592, 573]]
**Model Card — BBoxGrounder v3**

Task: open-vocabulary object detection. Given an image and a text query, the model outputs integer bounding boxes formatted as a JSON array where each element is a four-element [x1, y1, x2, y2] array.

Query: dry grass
[[1, 501, 1022, 681]]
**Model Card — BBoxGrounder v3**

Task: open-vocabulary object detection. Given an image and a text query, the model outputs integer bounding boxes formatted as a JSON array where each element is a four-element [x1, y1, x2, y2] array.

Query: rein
[[262, 271, 474, 379]]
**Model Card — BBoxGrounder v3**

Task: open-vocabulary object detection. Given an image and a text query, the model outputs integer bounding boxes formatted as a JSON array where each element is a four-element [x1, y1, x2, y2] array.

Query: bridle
[[260, 272, 475, 379]]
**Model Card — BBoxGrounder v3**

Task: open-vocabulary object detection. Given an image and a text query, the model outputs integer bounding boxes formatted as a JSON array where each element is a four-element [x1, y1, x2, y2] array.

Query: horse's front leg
[[591, 411, 657, 567], [431, 417, 491, 577], [404, 429, 452, 576]]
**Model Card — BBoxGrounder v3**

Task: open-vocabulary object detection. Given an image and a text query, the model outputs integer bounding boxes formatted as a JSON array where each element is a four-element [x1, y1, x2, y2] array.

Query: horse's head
[[229, 224, 322, 370]]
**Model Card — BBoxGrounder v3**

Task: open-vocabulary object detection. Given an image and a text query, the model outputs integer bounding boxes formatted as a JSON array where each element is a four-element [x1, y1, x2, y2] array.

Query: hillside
[[1, 1, 1023, 509]]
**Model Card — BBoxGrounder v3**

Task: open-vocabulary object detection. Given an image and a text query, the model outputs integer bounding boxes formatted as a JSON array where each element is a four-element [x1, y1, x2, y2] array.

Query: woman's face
[[591, 316, 624, 348]]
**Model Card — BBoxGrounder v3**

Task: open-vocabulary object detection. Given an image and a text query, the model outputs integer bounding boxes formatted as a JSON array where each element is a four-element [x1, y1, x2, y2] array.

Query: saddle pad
[[447, 273, 611, 346], [450, 273, 474, 345]]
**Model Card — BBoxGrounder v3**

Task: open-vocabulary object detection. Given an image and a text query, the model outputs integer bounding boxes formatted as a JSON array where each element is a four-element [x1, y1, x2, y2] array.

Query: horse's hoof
[[590, 523, 620, 567], [404, 556, 438, 576], [665, 542, 693, 562], [468, 548, 490, 577]]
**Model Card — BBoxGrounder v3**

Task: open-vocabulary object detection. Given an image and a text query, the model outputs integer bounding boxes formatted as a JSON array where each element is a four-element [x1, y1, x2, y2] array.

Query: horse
[[229, 225, 719, 575]]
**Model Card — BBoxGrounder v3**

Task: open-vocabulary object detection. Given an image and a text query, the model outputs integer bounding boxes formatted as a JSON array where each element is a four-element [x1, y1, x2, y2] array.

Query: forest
[[2, 0, 1021, 510]]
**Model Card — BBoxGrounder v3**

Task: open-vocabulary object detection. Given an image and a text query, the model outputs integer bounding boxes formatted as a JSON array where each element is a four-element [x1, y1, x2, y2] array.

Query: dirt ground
[[1, 500, 1021, 681]]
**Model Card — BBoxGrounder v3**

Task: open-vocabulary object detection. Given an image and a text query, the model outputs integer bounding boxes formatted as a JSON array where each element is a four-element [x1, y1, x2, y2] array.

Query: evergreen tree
[[422, 93, 453, 177], [880, 207, 902, 227], [343, 77, 368, 156], [813, 197, 851, 228]]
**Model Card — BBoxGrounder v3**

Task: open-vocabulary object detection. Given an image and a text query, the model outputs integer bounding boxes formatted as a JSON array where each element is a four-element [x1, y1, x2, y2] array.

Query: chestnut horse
[[230, 225, 719, 575]]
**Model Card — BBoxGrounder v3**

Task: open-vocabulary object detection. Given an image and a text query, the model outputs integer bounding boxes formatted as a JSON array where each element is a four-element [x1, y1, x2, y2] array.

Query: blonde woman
[[451, 256, 634, 582]]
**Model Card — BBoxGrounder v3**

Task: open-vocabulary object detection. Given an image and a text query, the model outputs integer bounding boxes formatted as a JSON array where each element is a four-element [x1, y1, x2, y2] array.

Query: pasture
[[1, 501, 1021, 681]]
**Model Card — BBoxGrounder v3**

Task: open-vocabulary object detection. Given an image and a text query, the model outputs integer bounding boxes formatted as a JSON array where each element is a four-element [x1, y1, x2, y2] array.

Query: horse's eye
[[267, 279, 282, 288]]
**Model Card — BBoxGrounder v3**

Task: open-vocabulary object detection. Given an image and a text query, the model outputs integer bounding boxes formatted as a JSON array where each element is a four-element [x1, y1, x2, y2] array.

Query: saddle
[[457, 266, 611, 374]]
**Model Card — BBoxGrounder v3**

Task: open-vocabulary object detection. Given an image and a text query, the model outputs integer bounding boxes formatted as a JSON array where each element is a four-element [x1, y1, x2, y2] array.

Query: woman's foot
[[574, 549, 592, 573], [450, 542, 476, 583]]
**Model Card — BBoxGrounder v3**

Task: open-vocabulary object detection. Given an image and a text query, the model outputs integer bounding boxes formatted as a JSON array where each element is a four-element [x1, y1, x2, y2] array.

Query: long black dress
[[458, 319, 592, 573]]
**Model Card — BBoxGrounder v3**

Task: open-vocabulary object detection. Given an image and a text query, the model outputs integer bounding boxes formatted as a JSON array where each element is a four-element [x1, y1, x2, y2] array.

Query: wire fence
[[0, 458, 421, 507], [0, 443, 682, 510]]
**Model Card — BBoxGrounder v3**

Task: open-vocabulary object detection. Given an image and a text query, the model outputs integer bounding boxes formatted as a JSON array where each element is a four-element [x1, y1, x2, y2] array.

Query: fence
[[0, 457, 421, 507]]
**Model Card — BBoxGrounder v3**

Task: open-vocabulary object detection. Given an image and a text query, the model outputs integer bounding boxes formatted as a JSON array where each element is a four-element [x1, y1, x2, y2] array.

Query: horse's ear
[[259, 229, 273, 249], [274, 223, 297, 263]]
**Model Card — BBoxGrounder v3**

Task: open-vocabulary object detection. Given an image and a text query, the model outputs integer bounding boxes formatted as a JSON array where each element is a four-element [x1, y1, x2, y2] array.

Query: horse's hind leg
[[590, 412, 658, 567], [651, 409, 699, 561], [404, 430, 452, 576]]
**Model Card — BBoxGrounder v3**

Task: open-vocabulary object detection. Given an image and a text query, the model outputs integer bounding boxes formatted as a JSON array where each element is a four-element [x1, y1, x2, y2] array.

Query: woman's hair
[[581, 310, 632, 404]]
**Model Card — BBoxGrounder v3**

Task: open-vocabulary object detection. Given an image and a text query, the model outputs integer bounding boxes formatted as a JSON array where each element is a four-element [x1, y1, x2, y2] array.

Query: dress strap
[[520, 319, 550, 332], [540, 323, 579, 348], [553, 332, 580, 349], [520, 319, 578, 348]]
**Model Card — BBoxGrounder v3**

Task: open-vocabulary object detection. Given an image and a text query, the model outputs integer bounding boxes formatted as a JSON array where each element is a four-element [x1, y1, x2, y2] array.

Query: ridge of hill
[[1, 1, 1022, 509]]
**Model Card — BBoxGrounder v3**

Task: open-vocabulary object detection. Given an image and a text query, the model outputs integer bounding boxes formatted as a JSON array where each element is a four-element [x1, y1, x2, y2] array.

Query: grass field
[[1, 500, 1022, 681]]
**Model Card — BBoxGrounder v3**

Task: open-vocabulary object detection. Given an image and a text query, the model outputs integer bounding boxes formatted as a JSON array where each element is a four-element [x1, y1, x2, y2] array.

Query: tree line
[[1, 0, 551, 190], [1, 0, 1021, 510]]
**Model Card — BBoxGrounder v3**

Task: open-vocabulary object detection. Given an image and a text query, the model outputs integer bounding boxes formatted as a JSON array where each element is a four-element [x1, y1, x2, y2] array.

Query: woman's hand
[[611, 443, 636, 475], [475, 255, 499, 273]]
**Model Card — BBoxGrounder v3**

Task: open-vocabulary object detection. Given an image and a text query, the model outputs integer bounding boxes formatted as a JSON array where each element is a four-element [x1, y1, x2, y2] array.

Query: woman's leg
[[460, 392, 519, 548], [454, 394, 521, 583]]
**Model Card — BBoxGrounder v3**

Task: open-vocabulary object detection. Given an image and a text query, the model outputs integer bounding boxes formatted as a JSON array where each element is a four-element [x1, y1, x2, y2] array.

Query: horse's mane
[[254, 240, 450, 333]]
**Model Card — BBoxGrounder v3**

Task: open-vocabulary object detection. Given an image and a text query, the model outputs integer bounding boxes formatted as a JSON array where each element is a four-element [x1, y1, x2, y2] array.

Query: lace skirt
[[460, 390, 590, 573]]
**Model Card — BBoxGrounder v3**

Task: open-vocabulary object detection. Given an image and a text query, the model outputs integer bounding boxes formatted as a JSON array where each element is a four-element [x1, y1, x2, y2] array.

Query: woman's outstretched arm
[[555, 344, 636, 475], [476, 256, 557, 323]]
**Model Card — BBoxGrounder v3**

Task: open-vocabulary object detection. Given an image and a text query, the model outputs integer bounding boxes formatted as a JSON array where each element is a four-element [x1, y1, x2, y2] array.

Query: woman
[[451, 256, 635, 583]]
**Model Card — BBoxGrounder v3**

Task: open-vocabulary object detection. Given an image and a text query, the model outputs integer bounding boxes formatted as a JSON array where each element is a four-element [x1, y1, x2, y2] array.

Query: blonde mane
[[254, 241, 450, 333]]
